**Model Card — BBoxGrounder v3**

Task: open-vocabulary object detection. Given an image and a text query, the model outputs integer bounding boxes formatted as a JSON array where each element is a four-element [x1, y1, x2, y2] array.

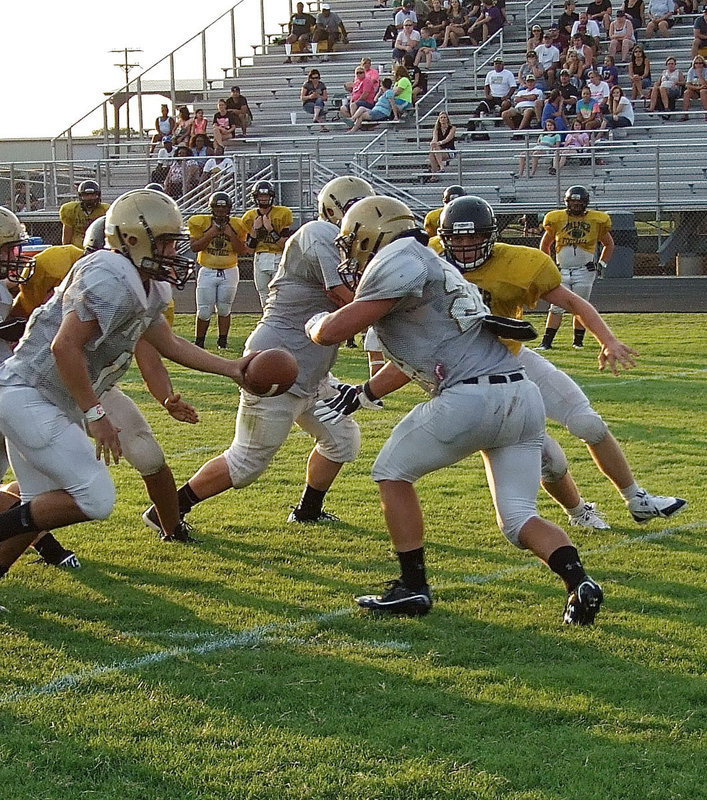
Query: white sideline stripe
[[463, 520, 706, 585], [581, 367, 707, 390], [0, 607, 351, 705], [166, 445, 221, 458], [3, 522, 702, 705]]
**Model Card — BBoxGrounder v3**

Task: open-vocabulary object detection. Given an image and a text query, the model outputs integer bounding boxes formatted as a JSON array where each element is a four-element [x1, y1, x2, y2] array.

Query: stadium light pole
[[111, 47, 142, 140]]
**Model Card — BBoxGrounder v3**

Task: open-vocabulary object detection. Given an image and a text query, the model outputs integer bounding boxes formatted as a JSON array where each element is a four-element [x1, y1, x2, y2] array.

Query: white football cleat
[[627, 490, 687, 523], [569, 502, 611, 530]]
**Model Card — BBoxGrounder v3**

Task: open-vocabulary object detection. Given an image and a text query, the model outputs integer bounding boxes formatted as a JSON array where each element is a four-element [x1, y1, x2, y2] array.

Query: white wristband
[[84, 403, 106, 423]]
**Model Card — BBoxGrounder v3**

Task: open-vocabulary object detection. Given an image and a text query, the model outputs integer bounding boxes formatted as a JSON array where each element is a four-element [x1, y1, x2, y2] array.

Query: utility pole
[[110, 47, 142, 139]]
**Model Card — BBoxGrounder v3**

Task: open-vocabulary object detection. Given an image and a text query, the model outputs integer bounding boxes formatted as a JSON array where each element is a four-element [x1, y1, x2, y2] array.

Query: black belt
[[462, 371, 525, 385]]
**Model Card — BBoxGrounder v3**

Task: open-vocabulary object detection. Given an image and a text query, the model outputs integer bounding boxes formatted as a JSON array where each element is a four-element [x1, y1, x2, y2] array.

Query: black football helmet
[[251, 180, 276, 208], [442, 185, 466, 205], [438, 195, 497, 272], [77, 179, 102, 212], [564, 185, 590, 216], [144, 182, 167, 193]]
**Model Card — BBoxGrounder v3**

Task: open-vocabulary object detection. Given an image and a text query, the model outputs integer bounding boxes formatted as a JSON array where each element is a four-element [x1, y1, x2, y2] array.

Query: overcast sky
[[3, 0, 290, 139]]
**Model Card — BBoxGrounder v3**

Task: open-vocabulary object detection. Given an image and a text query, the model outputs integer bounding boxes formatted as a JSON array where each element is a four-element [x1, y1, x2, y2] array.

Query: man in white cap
[[313, 4, 349, 61]]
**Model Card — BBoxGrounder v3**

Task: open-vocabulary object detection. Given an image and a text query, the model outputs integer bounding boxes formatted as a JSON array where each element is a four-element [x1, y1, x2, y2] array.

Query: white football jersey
[[355, 236, 518, 393], [247, 219, 343, 397], [0, 250, 171, 423]]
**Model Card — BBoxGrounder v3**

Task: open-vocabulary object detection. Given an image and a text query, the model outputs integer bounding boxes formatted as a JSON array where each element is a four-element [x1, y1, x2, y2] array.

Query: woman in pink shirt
[[341, 66, 378, 119]]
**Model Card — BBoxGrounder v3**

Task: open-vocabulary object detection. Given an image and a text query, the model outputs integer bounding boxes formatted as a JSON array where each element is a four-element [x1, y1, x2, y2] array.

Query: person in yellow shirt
[[240, 181, 293, 307], [537, 185, 614, 350], [13, 244, 83, 317], [59, 180, 110, 249], [435, 194, 687, 527], [188, 192, 249, 349], [422, 184, 466, 238]]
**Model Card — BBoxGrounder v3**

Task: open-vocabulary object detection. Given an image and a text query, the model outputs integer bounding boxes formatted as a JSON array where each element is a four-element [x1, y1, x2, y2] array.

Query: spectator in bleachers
[[414, 0, 431, 23], [569, 32, 595, 68], [692, 6, 707, 57], [576, 84, 604, 127], [535, 31, 562, 86], [602, 55, 620, 85], [340, 65, 378, 119], [164, 145, 200, 199], [440, 0, 468, 46], [393, 19, 421, 62], [468, 0, 504, 44], [284, 2, 316, 63], [527, 24, 545, 52], [313, 3, 348, 62], [151, 136, 174, 184], [608, 10, 636, 60], [558, 1, 580, 48], [600, 84, 635, 127], [225, 87, 253, 137], [395, 0, 418, 29], [501, 74, 545, 128], [644, 0, 676, 38], [518, 118, 562, 177], [556, 68, 581, 113], [680, 54, 707, 118], [519, 51, 546, 85], [648, 56, 685, 115], [189, 109, 208, 146], [571, 11, 601, 50], [542, 89, 569, 131], [587, 69, 611, 104], [587, 0, 613, 32], [301, 68, 330, 131], [402, 54, 429, 102], [173, 107, 193, 146], [629, 44, 652, 97], [427, 111, 457, 178], [191, 134, 215, 169], [556, 117, 592, 169], [394, 63, 415, 108], [415, 26, 441, 67], [468, 56, 516, 123], [212, 100, 237, 148], [200, 148, 236, 182], [624, 0, 645, 29], [150, 105, 175, 154], [426, 0, 449, 43], [361, 58, 381, 91], [347, 77, 397, 131]]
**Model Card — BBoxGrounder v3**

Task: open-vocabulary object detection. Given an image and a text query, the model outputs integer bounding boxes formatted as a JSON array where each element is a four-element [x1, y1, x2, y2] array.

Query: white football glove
[[305, 312, 330, 341], [313, 382, 383, 425], [597, 259, 607, 278]]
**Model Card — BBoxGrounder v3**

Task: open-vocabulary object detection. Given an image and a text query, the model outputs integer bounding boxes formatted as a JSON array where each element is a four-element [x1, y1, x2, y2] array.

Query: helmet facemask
[[113, 217, 194, 288], [440, 224, 496, 272], [0, 241, 35, 284], [336, 222, 385, 291]]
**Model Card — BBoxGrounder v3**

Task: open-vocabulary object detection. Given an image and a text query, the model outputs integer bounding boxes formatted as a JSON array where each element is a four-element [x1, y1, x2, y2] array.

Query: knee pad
[[73, 469, 116, 520], [223, 448, 270, 490], [121, 428, 166, 477], [548, 303, 567, 316], [498, 507, 538, 549], [541, 435, 569, 483], [566, 411, 608, 445], [215, 301, 233, 317], [315, 418, 361, 464], [196, 304, 213, 321]]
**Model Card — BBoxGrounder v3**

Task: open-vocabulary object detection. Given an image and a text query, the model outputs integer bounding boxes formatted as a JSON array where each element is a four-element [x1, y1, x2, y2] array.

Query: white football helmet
[[336, 196, 416, 290], [318, 176, 375, 226], [0, 206, 34, 282], [105, 189, 194, 287]]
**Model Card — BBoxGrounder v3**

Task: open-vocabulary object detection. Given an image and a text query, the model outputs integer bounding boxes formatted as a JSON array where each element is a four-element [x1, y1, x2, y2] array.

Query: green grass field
[[1, 313, 705, 800]]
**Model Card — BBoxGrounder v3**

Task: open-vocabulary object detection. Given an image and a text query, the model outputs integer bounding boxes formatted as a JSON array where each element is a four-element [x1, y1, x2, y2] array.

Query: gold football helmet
[[105, 189, 194, 287], [0, 206, 34, 282], [317, 176, 374, 226], [336, 196, 416, 290]]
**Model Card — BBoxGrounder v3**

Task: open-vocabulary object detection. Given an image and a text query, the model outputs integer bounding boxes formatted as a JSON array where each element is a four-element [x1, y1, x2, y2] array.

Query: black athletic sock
[[0, 503, 41, 543], [295, 485, 326, 519], [194, 337, 205, 348], [541, 327, 559, 348], [397, 547, 427, 591], [573, 328, 586, 346], [177, 483, 202, 516], [217, 335, 228, 347], [33, 533, 69, 562], [547, 545, 588, 592]]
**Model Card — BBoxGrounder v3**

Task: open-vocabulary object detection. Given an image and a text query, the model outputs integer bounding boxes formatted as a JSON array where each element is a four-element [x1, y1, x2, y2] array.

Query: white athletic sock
[[567, 501, 586, 517], [620, 483, 641, 501]]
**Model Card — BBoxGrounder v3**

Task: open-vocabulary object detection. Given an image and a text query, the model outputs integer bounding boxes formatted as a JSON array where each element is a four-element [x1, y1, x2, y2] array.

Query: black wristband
[[246, 235, 258, 249], [362, 381, 379, 402]]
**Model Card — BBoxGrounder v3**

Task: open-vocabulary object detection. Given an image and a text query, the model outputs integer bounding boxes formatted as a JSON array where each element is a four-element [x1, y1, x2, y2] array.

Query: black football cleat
[[161, 520, 200, 543], [563, 578, 604, 626], [356, 578, 432, 616], [287, 506, 340, 523]]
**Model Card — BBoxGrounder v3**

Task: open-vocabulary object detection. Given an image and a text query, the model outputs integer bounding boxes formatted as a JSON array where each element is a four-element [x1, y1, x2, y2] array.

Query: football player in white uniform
[[143, 176, 376, 529], [308, 195, 604, 625], [0, 190, 255, 587]]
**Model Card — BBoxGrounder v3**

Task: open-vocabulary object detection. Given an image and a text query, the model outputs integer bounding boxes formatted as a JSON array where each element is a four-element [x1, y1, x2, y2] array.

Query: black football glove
[[313, 382, 383, 425], [482, 314, 537, 342]]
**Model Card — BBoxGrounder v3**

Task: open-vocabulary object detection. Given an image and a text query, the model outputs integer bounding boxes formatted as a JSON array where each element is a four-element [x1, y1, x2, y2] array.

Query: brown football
[[242, 349, 299, 397]]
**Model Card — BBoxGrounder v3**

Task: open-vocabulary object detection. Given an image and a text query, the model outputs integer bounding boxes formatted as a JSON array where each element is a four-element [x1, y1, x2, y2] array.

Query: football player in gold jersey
[[422, 184, 466, 238], [435, 195, 687, 526], [59, 180, 110, 249], [241, 180, 293, 308], [538, 186, 614, 350]]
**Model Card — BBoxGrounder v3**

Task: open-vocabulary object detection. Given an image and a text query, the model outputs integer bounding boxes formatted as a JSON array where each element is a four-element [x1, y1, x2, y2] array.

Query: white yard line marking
[[166, 445, 221, 458], [3, 522, 703, 705], [463, 520, 706, 584], [581, 367, 707, 390]]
